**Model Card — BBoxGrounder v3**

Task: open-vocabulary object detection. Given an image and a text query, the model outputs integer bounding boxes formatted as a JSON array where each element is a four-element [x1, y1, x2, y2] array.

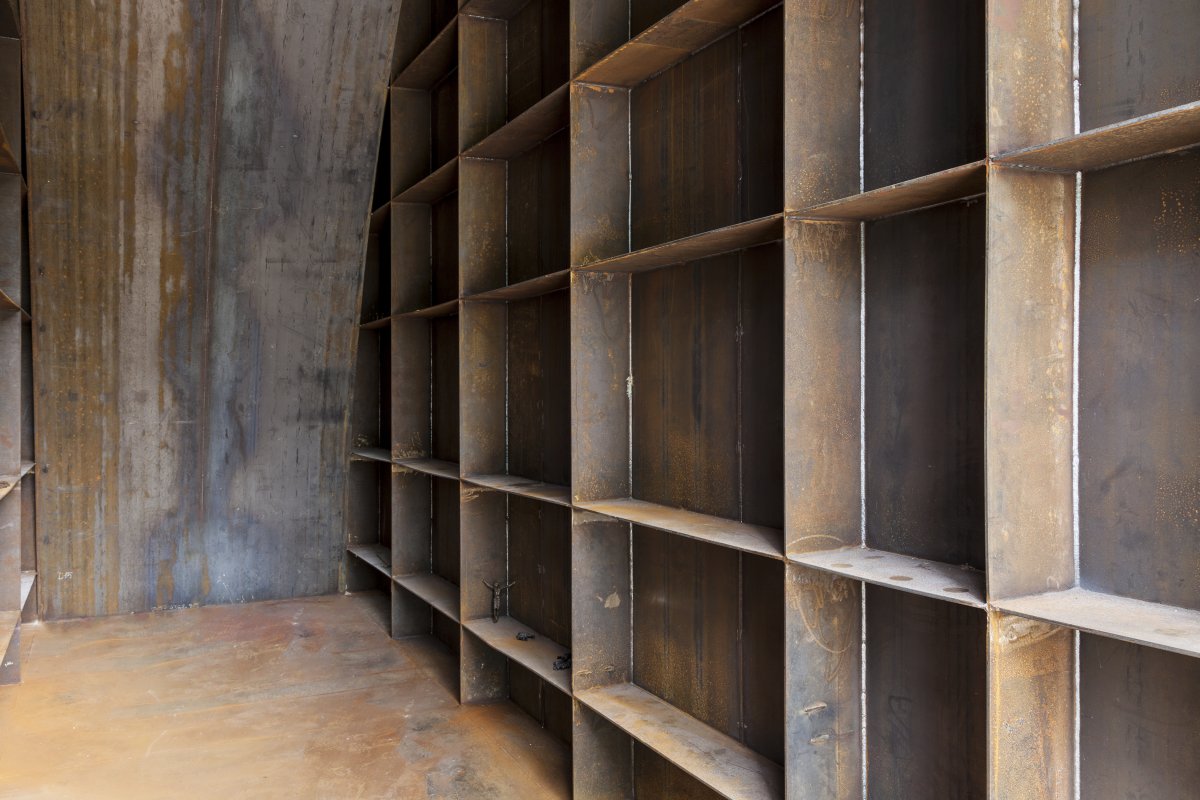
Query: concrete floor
[[0, 593, 571, 799]]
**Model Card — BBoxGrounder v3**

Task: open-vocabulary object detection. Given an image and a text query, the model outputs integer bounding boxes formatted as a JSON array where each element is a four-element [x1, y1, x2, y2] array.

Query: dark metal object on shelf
[[482, 579, 516, 623]]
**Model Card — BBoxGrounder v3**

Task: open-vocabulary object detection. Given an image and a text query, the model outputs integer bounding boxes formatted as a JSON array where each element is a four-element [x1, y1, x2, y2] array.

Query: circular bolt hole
[[831, 563, 852, 568], [889, 575, 913, 582], [943, 587, 968, 593]]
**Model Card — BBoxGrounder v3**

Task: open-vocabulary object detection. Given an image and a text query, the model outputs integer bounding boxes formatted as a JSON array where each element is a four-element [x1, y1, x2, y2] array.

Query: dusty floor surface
[[0, 593, 571, 799]]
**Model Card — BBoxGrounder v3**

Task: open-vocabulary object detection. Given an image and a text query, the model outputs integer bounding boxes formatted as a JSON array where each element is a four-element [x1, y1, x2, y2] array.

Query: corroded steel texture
[[25, 0, 400, 618]]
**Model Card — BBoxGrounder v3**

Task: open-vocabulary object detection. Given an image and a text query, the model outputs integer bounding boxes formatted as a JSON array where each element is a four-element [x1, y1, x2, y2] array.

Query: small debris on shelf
[[552, 652, 571, 671], [516, 631, 535, 641]]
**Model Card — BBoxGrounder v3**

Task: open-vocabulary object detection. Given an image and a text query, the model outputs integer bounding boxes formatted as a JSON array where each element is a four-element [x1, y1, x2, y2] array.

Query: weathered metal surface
[[394, 2, 456, 83], [394, 156, 459, 203], [577, 498, 783, 559], [796, 160, 986, 221], [569, 83, 630, 266], [985, 0, 1073, 155], [508, 291, 571, 483], [783, 219, 860, 557], [997, 588, 1200, 659], [784, 564, 861, 799], [629, 9, 781, 250], [458, 156, 506, 295], [866, 586, 987, 798], [577, 0, 778, 89], [792, 546, 986, 608], [394, 16, 459, 91], [865, 199, 986, 569], [463, 614, 572, 696], [783, 0, 858, 211], [0, 35, 21, 175], [508, 132, 571, 285], [864, 0, 984, 189], [458, 301, 506, 475], [464, 473, 571, 506], [577, 681, 785, 799], [569, 270, 630, 504], [997, 102, 1200, 172], [464, 83, 568, 160], [458, 15, 506, 151], [986, 613, 1075, 800], [463, 268, 570, 301], [631, 244, 783, 527], [1080, 634, 1200, 799], [26, 0, 398, 619], [1078, 0, 1200, 131], [575, 214, 783, 273], [504, 0, 569, 121], [573, 699, 635, 798], [394, 571, 460, 623], [508, 496, 572, 646], [0, 595, 572, 798], [1079, 150, 1200, 611], [984, 166, 1075, 600]]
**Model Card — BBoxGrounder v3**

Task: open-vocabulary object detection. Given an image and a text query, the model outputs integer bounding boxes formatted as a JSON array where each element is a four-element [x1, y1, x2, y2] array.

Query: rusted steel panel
[[508, 496, 572, 647], [984, 166, 1075, 599], [457, 15, 505, 151], [569, 270, 629, 503], [25, 1, 223, 619], [628, 11, 782, 251], [573, 699, 634, 798], [783, 0, 859, 210], [865, 199, 986, 569], [1080, 634, 1200, 800], [783, 219, 860, 557], [1078, 150, 1200, 611], [507, 291, 571, 484], [996, 103, 1200, 173], [633, 528, 740, 740], [458, 301, 506, 475], [866, 586, 986, 798], [986, 0, 1073, 155], [863, 0, 984, 189], [25, 0, 399, 619], [569, 83, 629, 266], [1079, 0, 1200, 131], [796, 160, 986, 222], [987, 613, 1075, 800], [784, 563, 860, 799], [570, 509, 630, 694], [458, 156, 506, 296], [505, 0, 568, 120]]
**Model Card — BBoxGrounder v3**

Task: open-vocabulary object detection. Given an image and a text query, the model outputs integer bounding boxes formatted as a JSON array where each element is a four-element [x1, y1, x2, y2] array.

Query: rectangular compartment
[[864, 585, 987, 797], [393, 0, 459, 83], [459, 130, 570, 297], [391, 17, 460, 197], [864, 199, 986, 569], [1079, 634, 1200, 800], [630, 243, 783, 530], [345, 244, 393, 589], [1078, 149, 1200, 612], [572, 6, 782, 264], [461, 290, 570, 502], [459, 490, 573, 755], [787, 0, 985, 211], [1078, 0, 1200, 131], [628, 530, 785, 795], [862, 0, 985, 189], [459, 1, 568, 152]]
